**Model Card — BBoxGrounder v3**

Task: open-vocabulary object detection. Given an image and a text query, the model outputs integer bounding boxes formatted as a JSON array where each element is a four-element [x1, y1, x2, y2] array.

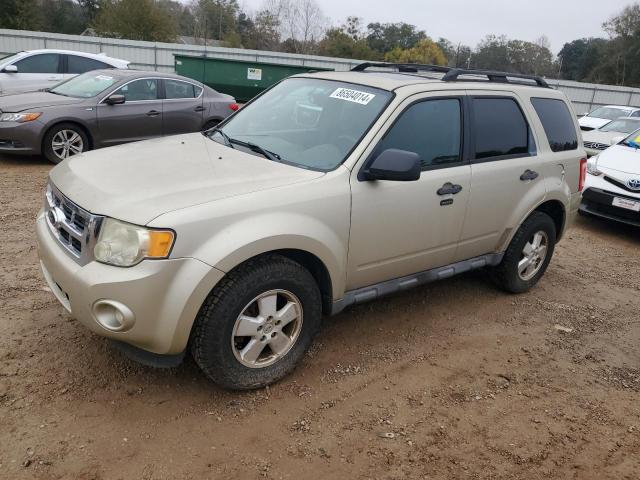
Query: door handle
[[147, 110, 161, 117], [194, 106, 206, 112], [520, 169, 539, 181], [437, 182, 463, 195]]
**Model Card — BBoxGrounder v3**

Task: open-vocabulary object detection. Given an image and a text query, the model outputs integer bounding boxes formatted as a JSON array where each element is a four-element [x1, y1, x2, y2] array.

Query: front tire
[[43, 123, 89, 164], [492, 211, 556, 293], [191, 255, 322, 390]]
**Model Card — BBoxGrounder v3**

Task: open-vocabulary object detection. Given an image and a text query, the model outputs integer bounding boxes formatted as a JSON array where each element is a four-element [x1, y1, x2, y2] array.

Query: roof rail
[[351, 62, 452, 74], [442, 68, 550, 88], [351, 62, 550, 88]]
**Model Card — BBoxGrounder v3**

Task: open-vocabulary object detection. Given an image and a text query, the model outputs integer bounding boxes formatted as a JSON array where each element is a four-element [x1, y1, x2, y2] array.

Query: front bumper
[[580, 187, 640, 227], [36, 210, 225, 355], [0, 120, 44, 155]]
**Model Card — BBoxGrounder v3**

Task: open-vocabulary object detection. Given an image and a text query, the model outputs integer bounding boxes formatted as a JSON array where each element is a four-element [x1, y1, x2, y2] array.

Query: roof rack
[[442, 68, 550, 88], [351, 62, 451, 74], [350, 62, 550, 88]]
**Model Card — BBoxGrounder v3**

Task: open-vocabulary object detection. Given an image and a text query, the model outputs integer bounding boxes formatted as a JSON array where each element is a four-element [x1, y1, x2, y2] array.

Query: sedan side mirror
[[105, 94, 125, 105], [361, 149, 421, 181], [2, 65, 17, 73]]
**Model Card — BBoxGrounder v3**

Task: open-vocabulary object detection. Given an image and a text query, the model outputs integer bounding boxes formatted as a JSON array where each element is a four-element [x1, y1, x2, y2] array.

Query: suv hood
[[0, 91, 85, 112], [50, 133, 325, 225]]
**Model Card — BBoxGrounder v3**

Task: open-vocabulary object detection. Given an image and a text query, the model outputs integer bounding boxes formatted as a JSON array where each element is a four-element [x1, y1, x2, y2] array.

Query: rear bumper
[[580, 187, 640, 227]]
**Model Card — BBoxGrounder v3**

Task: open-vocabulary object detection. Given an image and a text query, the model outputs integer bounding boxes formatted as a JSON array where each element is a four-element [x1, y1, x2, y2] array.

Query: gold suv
[[36, 63, 586, 389]]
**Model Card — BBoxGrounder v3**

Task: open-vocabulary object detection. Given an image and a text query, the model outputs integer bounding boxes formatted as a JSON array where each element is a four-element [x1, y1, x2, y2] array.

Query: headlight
[[0, 112, 42, 123], [586, 156, 602, 176], [94, 218, 175, 267]]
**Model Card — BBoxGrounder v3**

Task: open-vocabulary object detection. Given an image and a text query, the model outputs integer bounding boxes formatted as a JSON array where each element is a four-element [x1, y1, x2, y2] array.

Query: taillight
[[228, 103, 239, 111], [578, 157, 587, 191]]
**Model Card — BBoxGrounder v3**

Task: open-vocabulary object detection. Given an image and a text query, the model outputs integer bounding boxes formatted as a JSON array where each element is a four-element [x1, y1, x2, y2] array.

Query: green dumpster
[[174, 54, 334, 102]]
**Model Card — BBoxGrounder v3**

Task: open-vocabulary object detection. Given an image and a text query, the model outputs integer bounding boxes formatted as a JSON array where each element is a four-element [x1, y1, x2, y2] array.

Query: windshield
[[621, 128, 640, 147], [0, 53, 20, 64], [210, 77, 393, 171], [50, 72, 120, 98], [588, 107, 632, 121], [600, 118, 640, 133]]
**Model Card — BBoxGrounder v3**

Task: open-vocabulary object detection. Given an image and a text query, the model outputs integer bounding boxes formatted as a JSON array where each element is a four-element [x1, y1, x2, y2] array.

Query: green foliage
[[472, 35, 556, 76], [366, 22, 427, 54], [384, 39, 447, 65], [318, 27, 379, 60], [94, 0, 178, 42]]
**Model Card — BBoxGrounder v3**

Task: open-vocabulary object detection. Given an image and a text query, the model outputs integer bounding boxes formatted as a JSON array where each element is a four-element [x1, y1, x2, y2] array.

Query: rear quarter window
[[531, 98, 578, 152]]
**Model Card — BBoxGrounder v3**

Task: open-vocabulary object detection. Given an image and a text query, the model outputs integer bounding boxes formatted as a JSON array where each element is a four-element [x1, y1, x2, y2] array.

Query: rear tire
[[43, 123, 89, 164], [492, 211, 556, 294], [191, 254, 322, 390]]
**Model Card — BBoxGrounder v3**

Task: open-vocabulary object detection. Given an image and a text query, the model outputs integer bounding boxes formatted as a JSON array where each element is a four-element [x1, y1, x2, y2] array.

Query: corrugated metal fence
[[2, 28, 640, 114]]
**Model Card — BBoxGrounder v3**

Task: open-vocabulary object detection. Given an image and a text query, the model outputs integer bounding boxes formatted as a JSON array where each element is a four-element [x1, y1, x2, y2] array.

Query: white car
[[0, 49, 129, 95], [579, 105, 640, 131], [582, 117, 640, 157], [581, 130, 640, 227]]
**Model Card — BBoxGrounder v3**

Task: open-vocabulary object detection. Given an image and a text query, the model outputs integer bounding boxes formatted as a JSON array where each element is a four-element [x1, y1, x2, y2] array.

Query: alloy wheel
[[51, 129, 84, 161], [231, 289, 303, 368], [518, 230, 549, 281]]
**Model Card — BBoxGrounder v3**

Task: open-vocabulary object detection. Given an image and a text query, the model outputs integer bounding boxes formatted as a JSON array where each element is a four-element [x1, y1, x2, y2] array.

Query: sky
[[236, 0, 633, 53]]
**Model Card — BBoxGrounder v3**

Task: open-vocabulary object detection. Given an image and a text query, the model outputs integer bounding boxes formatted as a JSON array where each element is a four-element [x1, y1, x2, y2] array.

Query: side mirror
[[105, 94, 125, 105], [3, 65, 17, 73], [610, 135, 625, 145], [362, 148, 421, 181]]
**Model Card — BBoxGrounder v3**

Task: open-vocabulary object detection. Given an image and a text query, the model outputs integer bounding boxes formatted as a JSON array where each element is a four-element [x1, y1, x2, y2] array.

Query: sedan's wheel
[[191, 254, 322, 390], [43, 123, 89, 164], [491, 211, 556, 293], [232, 289, 303, 368]]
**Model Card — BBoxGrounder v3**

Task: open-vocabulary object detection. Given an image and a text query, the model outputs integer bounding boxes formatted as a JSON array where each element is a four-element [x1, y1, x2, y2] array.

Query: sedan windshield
[[600, 118, 640, 134], [588, 107, 632, 120], [50, 72, 120, 98], [209, 77, 392, 171]]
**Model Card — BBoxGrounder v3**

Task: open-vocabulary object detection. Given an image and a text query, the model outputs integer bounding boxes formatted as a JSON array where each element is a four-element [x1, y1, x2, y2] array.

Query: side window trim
[[468, 94, 536, 164], [357, 94, 470, 181]]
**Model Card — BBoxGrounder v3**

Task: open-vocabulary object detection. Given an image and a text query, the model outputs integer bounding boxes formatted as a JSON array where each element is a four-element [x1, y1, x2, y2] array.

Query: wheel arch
[[533, 199, 566, 241]]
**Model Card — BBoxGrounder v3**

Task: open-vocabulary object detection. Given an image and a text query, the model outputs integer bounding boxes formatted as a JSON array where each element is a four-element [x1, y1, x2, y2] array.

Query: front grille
[[580, 126, 595, 131], [45, 182, 102, 265], [604, 176, 640, 195], [583, 141, 608, 151]]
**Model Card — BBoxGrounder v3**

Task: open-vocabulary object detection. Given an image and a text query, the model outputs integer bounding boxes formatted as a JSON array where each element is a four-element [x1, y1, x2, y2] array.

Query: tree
[[94, 0, 178, 42], [317, 27, 379, 60], [384, 38, 446, 65], [40, 0, 86, 34], [366, 22, 427, 54], [190, 0, 239, 42]]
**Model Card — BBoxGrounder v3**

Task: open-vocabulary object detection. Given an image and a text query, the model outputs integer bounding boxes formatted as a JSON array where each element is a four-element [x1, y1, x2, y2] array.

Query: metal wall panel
[[3, 28, 640, 114]]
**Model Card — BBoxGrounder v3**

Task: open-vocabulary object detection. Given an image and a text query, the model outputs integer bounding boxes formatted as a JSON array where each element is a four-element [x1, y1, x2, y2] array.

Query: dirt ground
[[1, 153, 639, 480]]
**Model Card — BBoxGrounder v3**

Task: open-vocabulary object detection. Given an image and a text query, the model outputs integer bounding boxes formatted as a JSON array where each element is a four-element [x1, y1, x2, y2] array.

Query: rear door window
[[531, 98, 579, 152], [67, 55, 112, 74], [471, 97, 532, 161], [164, 79, 202, 99], [14, 53, 61, 73]]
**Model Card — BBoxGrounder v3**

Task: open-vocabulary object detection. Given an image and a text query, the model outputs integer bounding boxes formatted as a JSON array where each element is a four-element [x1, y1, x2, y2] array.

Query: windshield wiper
[[241, 141, 282, 162]]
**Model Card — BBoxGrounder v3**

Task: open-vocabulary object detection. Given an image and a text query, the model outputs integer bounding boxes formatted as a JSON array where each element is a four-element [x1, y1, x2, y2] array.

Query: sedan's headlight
[[586, 156, 602, 176], [94, 218, 175, 267], [0, 112, 42, 123]]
